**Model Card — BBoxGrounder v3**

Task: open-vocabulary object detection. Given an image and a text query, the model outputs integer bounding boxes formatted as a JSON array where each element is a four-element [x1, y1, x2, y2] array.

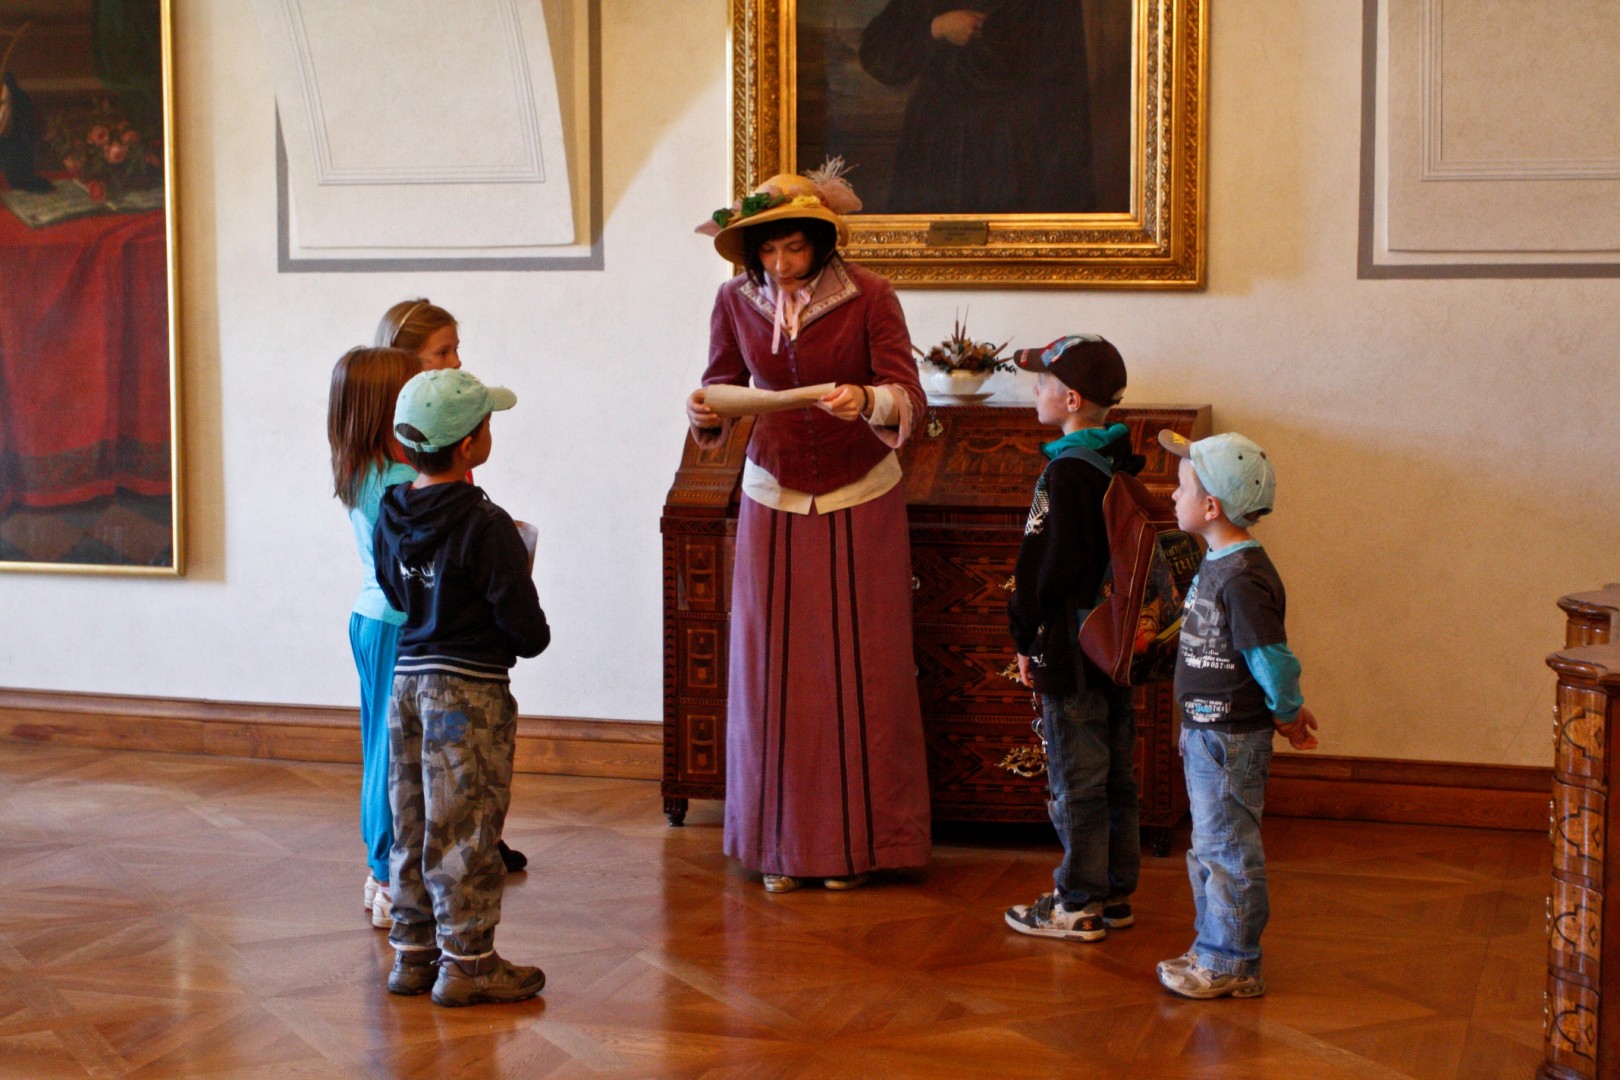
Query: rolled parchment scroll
[[699, 382, 838, 418]]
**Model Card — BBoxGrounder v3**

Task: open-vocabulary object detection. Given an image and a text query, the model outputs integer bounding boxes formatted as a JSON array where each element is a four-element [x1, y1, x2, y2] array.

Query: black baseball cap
[[1013, 335, 1127, 405]]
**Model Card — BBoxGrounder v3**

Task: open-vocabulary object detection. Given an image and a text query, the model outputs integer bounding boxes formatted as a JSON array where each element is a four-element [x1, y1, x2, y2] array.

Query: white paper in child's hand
[[514, 521, 538, 575]]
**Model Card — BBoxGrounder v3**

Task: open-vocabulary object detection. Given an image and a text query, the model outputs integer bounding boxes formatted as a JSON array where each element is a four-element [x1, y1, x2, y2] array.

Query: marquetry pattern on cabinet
[[1542, 585, 1620, 1079], [661, 403, 1210, 854]]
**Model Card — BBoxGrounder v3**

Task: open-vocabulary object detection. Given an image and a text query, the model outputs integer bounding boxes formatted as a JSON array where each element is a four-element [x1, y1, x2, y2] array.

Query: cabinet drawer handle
[[1000, 575, 1015, 593], [998, 662, 1021, 683], [912, 575, 921, 591], [999, 743, 1046, 778], [925, 413, 944, 438]]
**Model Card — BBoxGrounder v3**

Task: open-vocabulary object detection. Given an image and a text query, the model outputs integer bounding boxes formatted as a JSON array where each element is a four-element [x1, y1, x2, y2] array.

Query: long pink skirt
[[723, 485, 933, 878]]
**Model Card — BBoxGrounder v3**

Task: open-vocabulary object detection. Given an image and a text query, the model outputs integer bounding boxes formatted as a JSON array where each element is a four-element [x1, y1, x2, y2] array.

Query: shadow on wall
[[595, 0, 721, 230], [1206, 0, 1312, 296], [1223, 415, 1589, 766]]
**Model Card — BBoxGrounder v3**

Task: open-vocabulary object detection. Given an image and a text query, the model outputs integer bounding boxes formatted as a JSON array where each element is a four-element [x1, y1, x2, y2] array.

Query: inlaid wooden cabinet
[[661, 402, 1211, 854], [1542, 585, 1620, 1080]]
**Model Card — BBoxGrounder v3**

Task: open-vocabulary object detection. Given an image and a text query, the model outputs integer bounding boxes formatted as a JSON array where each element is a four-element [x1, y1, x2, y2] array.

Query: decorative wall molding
[[1419, 0, 1620, 183], [0, 689, 1548, 831], [1360, 0, 1620, 276], [274, 0, 547, 186]]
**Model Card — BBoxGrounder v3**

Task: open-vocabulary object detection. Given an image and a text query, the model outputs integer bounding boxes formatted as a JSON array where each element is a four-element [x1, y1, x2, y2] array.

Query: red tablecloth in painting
[[0, 206, 170, 511]]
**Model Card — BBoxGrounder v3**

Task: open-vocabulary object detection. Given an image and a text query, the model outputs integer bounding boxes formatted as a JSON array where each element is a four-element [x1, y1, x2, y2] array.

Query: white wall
[[2, 1, 1614, 767]]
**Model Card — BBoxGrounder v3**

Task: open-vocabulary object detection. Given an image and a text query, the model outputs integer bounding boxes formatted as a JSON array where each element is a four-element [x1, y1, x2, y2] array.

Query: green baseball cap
[[1158, 429, 1276, 527], [393, 369, 517, 452]]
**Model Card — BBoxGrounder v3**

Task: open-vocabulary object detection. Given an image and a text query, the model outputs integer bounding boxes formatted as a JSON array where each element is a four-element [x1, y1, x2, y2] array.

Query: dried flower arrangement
[[913, 315, 1012, 375]]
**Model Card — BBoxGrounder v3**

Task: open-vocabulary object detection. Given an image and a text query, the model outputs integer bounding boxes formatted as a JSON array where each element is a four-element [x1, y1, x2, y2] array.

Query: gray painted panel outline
[[1358, 0, 1620, 279]]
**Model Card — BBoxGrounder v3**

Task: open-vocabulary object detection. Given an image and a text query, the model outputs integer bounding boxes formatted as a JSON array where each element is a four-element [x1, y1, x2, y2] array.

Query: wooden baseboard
[[0, 687, 660, 781], [0, 688, 1551, 830], [1268, 753, 1549, 832]]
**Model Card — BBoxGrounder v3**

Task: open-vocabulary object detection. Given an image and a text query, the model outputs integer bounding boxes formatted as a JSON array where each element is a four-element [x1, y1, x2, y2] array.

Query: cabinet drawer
[[670, 704, 725, 785], [910, 543, 1019, 623], [670, 533, 732, 613], [914, 629, 1029, 713]]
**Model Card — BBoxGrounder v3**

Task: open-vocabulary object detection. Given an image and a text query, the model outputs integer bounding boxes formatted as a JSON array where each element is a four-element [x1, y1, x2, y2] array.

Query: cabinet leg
[[664, 797, 688, 827], [1142, 826, 1173, 858]]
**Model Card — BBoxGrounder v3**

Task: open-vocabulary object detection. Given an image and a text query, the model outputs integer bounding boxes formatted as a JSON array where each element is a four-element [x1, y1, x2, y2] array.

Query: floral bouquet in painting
[[47, 102, 161, 204]]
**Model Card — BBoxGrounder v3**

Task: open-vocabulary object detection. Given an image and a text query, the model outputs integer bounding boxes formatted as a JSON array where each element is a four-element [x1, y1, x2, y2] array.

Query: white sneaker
[[364, 875, 383, 913], [1004, 893, 1106, 942], [371, 887, 393, 929]]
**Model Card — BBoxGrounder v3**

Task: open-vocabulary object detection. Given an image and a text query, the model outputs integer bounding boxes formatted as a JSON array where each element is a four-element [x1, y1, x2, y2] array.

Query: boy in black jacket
[[374, 369, 551, 1006], [1004, 336, 1143, 943]]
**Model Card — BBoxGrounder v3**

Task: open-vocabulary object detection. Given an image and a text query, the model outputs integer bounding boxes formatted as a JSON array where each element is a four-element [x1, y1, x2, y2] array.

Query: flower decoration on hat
[[695, 157, 863, 251]]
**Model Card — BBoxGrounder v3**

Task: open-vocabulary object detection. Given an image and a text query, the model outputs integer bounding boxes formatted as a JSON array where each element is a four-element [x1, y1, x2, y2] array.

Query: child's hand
[[1275, 707, 1319, 751], [1015, 653, 1033, 688]]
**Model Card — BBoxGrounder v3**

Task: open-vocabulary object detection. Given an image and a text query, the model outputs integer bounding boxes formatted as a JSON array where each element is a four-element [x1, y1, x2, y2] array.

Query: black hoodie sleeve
[[1008, 457, 1110, 655], [478, 511, 551, 659]]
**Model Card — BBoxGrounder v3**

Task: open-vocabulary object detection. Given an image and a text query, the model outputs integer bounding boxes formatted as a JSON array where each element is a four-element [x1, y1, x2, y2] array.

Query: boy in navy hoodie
[[374, 368, 550, 1007]]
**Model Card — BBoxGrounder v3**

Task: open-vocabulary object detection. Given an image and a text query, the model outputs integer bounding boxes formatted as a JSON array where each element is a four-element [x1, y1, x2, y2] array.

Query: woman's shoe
[[762, 874, 801, 893], [823, 873, 868, 891]]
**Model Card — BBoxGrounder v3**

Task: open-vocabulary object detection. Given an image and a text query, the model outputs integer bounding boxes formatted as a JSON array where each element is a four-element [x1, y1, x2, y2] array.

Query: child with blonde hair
[[372, 298, 529, 874], [327, 345, 421, 929], [375, 298, 461, 371]]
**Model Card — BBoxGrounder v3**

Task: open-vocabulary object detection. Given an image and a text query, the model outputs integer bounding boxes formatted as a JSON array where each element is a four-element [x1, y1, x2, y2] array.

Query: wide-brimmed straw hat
[[696, 158, 861, 264]]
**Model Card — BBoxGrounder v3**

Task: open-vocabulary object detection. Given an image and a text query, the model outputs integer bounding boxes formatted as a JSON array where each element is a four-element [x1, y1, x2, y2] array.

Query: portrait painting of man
[[796, 0, 1135, 217]]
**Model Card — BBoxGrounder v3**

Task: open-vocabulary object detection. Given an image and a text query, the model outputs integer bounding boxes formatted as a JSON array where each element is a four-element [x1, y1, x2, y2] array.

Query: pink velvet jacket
[[701, 257, 925, 496]]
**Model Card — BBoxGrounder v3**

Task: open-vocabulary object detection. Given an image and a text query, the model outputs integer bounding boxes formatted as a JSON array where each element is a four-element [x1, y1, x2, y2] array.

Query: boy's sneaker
[[431, 953, 546, 1007], [1157, 959, 1266, 999], [364, 875, 383, 913], [371, 887, 393, 929], [1155, 950, 1198, 980], [387, 947, 440, 996], [1004, 893, 1106, 942], [1101, 899, 1134, 929]]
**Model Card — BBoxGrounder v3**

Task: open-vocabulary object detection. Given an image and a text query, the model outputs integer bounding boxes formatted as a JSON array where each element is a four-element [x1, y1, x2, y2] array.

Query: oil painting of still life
[[0, 0, 179, 573]]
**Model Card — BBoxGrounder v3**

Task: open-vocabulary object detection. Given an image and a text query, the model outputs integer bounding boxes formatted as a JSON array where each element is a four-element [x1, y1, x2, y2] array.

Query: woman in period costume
[[686, 162, 932, 893]]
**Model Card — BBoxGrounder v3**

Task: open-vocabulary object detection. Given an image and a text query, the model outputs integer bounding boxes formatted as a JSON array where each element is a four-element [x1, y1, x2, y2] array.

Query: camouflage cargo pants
[[387, 673, 517, 959]]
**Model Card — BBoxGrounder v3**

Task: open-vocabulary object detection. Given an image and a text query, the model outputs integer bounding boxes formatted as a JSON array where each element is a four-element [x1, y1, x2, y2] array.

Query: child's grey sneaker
[[1154, 951, 1198, 983], [1004, 893, 1106, 942], [1157, 959, 1265, 999], [387, 947, 440, 996], [1101, 899, 1134, 928]]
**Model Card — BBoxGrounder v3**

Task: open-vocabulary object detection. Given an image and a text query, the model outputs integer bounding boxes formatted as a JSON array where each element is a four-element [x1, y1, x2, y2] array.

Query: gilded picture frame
[[729, 0, 1207, 288], [0, 0, 183, 574]]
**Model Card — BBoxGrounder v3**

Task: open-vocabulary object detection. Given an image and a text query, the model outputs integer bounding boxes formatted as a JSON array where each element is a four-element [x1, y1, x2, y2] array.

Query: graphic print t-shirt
[[1174, 545, 1288, 733]]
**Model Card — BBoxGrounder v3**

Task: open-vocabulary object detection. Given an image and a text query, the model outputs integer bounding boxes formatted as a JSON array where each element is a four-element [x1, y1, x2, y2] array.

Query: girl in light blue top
[[328, 345, 421, 929]]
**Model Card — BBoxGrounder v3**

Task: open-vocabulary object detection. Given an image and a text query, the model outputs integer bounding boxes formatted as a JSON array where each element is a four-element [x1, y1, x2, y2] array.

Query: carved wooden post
[[1542, 587, 1620, 1079]]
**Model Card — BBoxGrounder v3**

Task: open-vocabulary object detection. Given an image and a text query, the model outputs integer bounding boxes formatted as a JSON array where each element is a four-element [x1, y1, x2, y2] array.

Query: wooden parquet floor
[[0, 742, 1546, 1079]]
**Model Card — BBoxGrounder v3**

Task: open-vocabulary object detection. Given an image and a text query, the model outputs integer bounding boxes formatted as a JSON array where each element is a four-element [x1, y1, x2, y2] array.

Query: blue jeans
[[1181, 726, 1274, 976], [1041, 683, 1139, 907], [349, 613, 400, 883]]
